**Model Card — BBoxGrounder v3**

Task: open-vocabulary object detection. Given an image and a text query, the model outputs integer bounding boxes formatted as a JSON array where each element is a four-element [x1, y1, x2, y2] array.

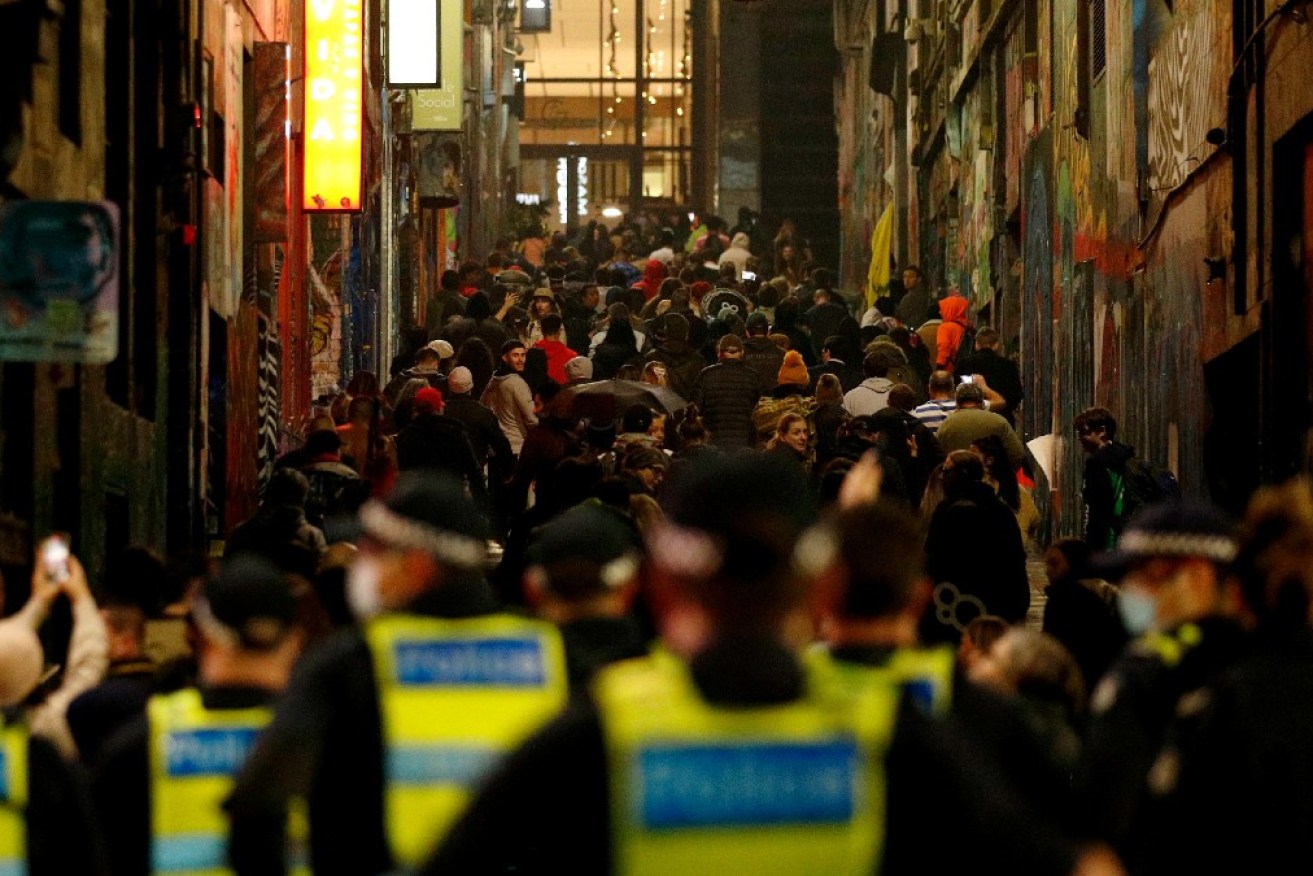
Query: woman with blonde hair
[[765, 412, 811, 473]]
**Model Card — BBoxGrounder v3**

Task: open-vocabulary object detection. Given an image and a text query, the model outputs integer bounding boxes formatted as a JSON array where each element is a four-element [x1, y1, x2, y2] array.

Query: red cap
[[414, 386, 444, 414]]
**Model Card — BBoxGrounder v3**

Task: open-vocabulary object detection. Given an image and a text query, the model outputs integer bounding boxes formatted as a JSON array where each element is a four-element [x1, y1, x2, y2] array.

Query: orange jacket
[[936, 296, 970, 371]]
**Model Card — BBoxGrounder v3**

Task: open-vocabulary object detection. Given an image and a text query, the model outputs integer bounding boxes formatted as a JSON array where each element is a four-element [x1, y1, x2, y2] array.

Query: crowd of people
[[2, 213, 1311, 874]]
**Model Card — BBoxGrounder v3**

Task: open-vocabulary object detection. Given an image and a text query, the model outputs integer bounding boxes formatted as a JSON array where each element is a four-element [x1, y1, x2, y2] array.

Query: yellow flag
[[866, 203, 894, 309]]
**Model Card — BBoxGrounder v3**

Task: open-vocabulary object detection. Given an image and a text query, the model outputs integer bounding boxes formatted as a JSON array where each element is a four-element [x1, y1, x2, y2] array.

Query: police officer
[[807, 496, 1092, 833], [226, 471, 569, 873], [1077, 501, 1248, 853], [92, 553, 303, 874], [422, 455, 1116, 875], [523, 502, 648, 691], [1136, 480, 1313, 873]]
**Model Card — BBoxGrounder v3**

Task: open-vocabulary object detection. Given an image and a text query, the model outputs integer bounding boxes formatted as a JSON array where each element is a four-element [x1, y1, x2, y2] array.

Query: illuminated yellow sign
[[303, 0, 363, 211]]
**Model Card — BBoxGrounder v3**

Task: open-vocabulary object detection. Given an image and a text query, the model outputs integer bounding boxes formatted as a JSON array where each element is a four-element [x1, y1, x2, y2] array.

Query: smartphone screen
[[959, 375, 973, 384], [42, 536, 70, 582]]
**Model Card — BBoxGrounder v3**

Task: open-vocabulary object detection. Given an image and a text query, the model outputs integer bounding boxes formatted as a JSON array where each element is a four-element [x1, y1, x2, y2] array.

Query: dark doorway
[[1204, 332, 1262, 515]]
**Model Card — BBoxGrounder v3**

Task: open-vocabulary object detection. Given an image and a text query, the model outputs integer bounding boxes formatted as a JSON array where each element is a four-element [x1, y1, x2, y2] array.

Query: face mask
[[1118, 587, 1157, 636], [346, 556, 384, 621]]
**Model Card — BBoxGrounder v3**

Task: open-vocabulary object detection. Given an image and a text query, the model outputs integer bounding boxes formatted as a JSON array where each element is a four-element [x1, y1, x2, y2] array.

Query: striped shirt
[[913, 399, 957, 433]]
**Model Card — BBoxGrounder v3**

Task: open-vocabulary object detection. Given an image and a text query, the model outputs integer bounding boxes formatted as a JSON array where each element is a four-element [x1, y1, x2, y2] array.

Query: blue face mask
[[1118, 588, 1157, 636]]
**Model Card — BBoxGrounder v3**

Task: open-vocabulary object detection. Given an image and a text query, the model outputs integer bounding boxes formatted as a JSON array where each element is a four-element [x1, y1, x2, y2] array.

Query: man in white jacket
[[481, 339, 539, 455]]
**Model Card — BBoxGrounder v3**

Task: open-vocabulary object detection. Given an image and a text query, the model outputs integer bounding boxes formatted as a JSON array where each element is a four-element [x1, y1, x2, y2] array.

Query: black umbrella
[[552, 379, 688, 421]]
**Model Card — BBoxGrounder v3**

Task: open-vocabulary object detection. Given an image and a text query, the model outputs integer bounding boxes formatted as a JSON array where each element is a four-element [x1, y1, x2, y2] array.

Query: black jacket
[[808, 359, 863, 393], [691, 360, 765, 451], [957, 347, 1024, 423], [1081, 440, 1136, 550], [742, 336, 785, 390], [1077, 616, 1248, 854], [645, 340, 709, 401], [1135, 628, 1313, 874], [923, 481, 1031, 640], [394, 412, 488, 508], [7, 723, 102, 875], [444, 395, 515, 480], [804, 300, 849, 350]]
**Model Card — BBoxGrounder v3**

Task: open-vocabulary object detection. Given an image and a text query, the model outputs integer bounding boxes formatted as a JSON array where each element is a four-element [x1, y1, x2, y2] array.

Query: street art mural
[[1146, 0, 1229, 220]]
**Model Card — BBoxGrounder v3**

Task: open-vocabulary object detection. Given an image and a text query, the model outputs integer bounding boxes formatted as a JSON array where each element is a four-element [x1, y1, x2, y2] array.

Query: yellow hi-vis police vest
[[365, 613, 568, 868], [595, 649, 899, 876], [807, 645, 956, 717], [0, 720, 27, 876], [149, 688, 306, 875]]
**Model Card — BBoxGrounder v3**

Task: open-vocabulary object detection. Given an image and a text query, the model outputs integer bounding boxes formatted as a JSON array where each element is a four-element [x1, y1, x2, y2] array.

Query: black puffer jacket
[[691, 360, 764, 451], [742, 336, 785, 390]]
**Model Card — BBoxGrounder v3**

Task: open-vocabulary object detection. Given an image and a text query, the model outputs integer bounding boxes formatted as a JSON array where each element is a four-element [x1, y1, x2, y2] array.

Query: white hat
[[426, 340, 455, 360]]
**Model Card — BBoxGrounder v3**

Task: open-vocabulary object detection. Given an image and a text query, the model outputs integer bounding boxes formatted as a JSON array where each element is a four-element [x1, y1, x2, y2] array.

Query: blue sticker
[[165, 727, 260, 777], [638, 740, 858, 829], [393, 637, 547, 687], [387, 744, 499, 786]]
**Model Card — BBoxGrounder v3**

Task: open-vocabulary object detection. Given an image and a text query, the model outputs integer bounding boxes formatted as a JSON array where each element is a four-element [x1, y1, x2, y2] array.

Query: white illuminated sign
[[387, 0, 439, 87]]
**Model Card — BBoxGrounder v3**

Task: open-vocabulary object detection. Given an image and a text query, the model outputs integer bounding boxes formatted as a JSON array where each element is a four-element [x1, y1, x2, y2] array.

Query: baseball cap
[[651, 453, 816, 585], [527, 502, 642, 594], [447, 366, 474, 395], [426, 339, 455, 360], [745, 312, 770, 334], [355, 471, 490, 568], [198, 553, 297, 650], [1094, 500, 1239, 578], [496, 269, 532, 287], [565, 356, 594, 382]]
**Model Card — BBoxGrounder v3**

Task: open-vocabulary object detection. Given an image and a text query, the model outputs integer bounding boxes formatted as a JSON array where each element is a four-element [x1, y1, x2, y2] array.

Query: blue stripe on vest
[[903, 679, 936, 713], [0, 748, 8, 802], [153, 833, 225, 872], [0, 859, 23, 876], [387, 744, 500, 786], [393, 637, 547, 687], [637, 740, 859, 830], [166, 727, 261, 777]]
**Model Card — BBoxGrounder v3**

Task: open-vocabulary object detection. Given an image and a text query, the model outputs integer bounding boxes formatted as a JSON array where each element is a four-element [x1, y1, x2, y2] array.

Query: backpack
[[950, 325, 977, 373], [1110, 456, 1181, 528]]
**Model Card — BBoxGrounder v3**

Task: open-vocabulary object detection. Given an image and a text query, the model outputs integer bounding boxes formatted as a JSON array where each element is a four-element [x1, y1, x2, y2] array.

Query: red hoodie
[[631, 260, 669, 301], [935, 295, 970, 371], [533, 337, 579, 385]]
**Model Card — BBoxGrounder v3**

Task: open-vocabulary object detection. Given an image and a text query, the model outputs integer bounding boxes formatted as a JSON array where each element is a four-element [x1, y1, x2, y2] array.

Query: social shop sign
[[304, 0, 363, 212]]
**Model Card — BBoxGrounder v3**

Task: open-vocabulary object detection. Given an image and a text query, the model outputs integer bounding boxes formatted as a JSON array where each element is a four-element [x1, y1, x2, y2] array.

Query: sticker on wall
[[0, 201, 120, 363]]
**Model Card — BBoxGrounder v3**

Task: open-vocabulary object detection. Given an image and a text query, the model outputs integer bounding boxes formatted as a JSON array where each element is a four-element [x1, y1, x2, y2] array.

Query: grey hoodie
[[842, 377, 895, 417], [481, 371, 538, 454]]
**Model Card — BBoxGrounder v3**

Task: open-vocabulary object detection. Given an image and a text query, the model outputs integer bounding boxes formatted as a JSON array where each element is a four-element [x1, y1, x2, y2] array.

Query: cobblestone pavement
[[1026, 553, 1048, 629]]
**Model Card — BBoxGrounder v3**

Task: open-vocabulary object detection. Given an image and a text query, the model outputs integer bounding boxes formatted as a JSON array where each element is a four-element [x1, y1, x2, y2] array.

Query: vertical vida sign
[[303, 0, 363, 211]]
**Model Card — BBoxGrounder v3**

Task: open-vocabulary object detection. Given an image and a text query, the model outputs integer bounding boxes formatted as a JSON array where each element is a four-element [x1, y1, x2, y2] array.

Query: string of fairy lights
[[600, 0, 691, 143]]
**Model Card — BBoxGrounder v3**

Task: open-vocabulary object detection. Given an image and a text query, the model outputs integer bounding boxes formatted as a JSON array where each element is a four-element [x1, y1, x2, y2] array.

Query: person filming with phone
[[0, 536, 105, 873]]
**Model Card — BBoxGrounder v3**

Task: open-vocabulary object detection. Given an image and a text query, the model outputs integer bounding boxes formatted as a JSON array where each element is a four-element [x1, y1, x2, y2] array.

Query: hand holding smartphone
[[41, 535, 70, 584]]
